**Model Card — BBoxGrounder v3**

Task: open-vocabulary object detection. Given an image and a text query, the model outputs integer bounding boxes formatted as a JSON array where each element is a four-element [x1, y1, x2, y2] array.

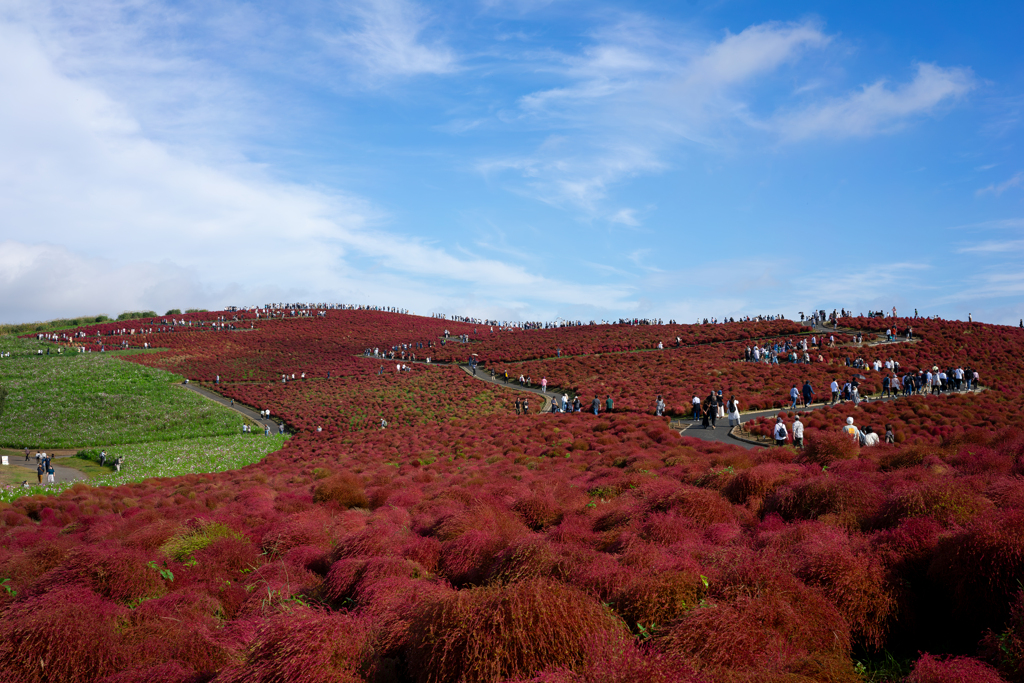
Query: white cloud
[[0, 21, 635, 323], [609, 208, 640, 226], [958, 238, 1024, 253], [976, 172, 1023, 197], [320, 0, 456, 79], [775, 63, 975, 141]]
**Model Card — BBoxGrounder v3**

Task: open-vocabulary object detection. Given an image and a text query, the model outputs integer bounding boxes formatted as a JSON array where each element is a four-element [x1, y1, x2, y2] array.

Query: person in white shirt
[[860, 426, 880, 447], [792, 415, 804, 447], [830, 379, 840, 405], [773, 418, 788, 447], [727, 397, 741, 427], [692, 395, 701, 421]]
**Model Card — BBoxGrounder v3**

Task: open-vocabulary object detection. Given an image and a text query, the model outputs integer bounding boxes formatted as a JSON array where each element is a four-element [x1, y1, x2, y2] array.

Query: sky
[[1, 0, 1022, 325]]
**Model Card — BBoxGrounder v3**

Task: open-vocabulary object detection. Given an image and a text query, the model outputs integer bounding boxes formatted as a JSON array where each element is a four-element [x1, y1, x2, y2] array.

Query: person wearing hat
[[773, 417, 788, 447], [792, 414, 804, 447], [842, 416, 859, 441]]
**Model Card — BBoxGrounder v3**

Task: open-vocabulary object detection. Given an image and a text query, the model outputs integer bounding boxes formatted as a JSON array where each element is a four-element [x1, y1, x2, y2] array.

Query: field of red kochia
[[2, 311, 1024, 682]]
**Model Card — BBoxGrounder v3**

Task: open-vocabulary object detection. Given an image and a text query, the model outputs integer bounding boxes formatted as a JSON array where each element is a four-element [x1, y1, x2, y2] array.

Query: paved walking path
[[178, 383, 285, 434], [456, 364, 554, 413], [447, 335, 980, 450], [2, 451, 87, 486]]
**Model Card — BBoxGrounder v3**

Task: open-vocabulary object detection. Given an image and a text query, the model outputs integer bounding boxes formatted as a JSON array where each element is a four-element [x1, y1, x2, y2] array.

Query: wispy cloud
[[320, 0, 456, 79], [609, 208, 640, 226], [976, 171, 1023, 197], [774, 63, 975, 141], [487, 20, 830, 211]]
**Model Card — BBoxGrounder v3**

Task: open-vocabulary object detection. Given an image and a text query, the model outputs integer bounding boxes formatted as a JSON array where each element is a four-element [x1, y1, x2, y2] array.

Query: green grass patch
[[161, 521, 242, 562], [0, 335, 252, 448], [0, 433, 287, 503]]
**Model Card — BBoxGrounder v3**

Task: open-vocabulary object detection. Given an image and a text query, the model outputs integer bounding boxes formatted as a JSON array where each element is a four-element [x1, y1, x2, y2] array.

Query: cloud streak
[[775, 63, 975, 141], [976, 172, 1023, 197]]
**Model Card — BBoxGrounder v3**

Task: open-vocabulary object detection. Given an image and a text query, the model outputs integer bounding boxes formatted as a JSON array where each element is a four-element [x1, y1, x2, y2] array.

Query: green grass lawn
[[0, 433, 287, 503], [0, 336, 251, 448]]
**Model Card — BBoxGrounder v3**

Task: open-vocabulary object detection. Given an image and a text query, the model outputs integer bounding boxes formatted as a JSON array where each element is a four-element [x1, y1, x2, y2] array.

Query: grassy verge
[[0, 335, 253, 448], [0, 433, 287, 503]]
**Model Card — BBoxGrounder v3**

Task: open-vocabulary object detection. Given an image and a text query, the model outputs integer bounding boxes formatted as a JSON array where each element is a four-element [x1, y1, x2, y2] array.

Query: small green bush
[[160, 521, 242, 562], [165, 309, 182, 316], [75, 448, 101, 462], [116, 311, 158, 321]]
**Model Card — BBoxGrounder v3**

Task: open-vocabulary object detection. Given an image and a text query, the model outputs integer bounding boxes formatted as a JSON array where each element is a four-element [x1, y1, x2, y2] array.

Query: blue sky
[[1, 0, 1022, 324]]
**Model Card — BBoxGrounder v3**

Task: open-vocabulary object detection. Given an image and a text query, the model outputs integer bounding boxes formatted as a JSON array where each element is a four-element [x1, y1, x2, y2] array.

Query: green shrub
[[116, 311, 158, 321], [75, 449, 101, 462], [165, 309, 182, 316], [160, 521, 242, 562], [185, 308, 208, 313]]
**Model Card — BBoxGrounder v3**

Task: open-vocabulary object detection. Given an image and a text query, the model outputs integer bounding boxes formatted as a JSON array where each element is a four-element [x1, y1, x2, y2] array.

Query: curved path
[[445, 328, 977, 450], [456, 364, 554, 413], [178, 383, 285, 434], [2, 451, 87, 486]]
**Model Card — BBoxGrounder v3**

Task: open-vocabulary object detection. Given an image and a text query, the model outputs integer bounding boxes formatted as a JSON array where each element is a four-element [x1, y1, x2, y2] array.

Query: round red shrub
[[312, 473, 368, 509], [406, 578, 629, 683], [906, 653, 1007, 683]]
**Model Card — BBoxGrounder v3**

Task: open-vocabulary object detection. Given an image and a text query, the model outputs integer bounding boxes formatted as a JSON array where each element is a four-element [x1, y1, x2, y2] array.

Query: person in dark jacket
[[704, 392, 718, 429]]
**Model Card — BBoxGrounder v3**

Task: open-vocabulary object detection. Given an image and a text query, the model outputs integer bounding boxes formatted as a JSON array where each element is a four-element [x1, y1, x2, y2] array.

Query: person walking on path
[[515, 398, 521, 415], [522, 397, 529, 414], [802, 381, 814, 408], [541, 378, 548, 393], [655, 395, 666, 417], [727, 397, 741, 427], [36, 462, 44, 485], [792, 415, 804, 447], [592, 396, 600, 416], [46, 463, 55, 485], [830, 379, 839, 405], [692, 395, 701, 421], [773, 417, 789, 447], [606, 395, 613, 413], [789, 385, 800, 410], [704, 392, 718, 429]]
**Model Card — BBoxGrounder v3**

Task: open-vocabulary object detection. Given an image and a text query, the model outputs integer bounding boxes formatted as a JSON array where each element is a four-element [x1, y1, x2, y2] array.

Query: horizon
[[2, 1, 1022, 325]]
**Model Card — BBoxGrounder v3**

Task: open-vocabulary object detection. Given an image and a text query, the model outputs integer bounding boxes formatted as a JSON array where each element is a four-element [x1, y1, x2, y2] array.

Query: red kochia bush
[[406, 578, 628, 683], [928, 510, 1024, 629], [312, 473, 368, 509], [0, 586, 128, 682], [799, 430, 859, 466], [905, 653, 1007, 683], [215, 607, 371, 683], [97, 660, 199, 683], [658, 569, 857, 682]]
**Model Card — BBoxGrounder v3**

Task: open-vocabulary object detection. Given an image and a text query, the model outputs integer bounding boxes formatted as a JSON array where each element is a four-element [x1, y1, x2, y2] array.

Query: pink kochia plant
[[2, 314, 1024, 682]]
